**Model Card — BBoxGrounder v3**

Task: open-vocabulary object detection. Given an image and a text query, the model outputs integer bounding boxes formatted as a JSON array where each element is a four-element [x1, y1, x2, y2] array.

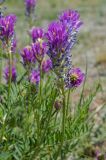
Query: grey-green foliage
[[0, 73, 100, 160]]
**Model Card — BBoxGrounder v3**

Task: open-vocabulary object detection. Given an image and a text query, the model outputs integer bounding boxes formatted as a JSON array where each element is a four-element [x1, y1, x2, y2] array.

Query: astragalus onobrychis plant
[[0, 1, 100, 160]]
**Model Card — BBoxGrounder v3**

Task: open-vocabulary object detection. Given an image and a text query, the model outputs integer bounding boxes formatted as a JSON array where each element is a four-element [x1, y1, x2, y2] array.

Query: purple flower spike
[[42, 59, 52, 73], [65, 67, 85, 88], [32, 41, 47, 63], [0, 14, 16, 43], [20, 46, 35, 66], [46, 21, 72, 77], [29, 27, 44, 43], [46, 21, 68, 55], [4, 66, 17, 83], [46, 9, 83, 79], [29, 69, 40, 85], [25, 0, 36, 17], [59, 9, 83, 31]]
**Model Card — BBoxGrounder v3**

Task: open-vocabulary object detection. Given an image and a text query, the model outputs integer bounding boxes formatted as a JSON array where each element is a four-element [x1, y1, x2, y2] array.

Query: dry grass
[[96, 52, 106, 66]]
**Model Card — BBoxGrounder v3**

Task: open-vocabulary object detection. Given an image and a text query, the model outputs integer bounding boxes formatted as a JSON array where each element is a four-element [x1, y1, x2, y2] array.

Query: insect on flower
[[65, 67, 85, 88]]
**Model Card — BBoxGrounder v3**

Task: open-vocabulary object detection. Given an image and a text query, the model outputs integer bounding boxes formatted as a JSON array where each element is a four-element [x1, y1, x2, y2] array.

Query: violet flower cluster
[[25, 0, 36, 17], [21, 8, 84, 88], [21, 28, 47, 66], [21, 45, 36, 66], [0, 12, 17, 83], [32, 41, 47, 63], [29, 27, 44, 43], [4, 66, 17, 83], [20, 27, 48, 84], [59, 9, 83, 31], [46, 10, 82, 77], [0, 0, 84, 89], [42, 59, 52, 73], [0, 14, 16, 44], [46, 9, 84, 88], [29, 69, 40, 85]]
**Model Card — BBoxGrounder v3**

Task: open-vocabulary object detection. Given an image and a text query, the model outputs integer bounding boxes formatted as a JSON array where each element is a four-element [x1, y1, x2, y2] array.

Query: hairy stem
[[66, 89, 71, 117], [55, 85, 66, 159], [61, 86, 66, 145], [0, 50, 2, 84], [8, 51, 12, 108]]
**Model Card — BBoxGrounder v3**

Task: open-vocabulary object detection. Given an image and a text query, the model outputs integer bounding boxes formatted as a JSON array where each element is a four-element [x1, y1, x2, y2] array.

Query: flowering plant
[[0, 1, 100, 160]]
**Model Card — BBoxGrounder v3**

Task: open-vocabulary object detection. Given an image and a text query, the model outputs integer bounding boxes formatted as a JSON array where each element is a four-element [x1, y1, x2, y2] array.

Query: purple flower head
[[25, 0, 36, 8], [46, 21, 68, 55], [59, 9, 83, 31], [20, 45, 35, 66], [32, 41, 47, 63], [59, 10, 83, 57], [29, 69, 40, 85], [65, 67, 85, 88], [29, 27, 45, 43], [4, 65, 17, 83], [42, 58, 52, 73], [25, 0, 36, 17], [46, 21, 72, 77], [0, 14, 16, 43], [46, 9, 83, 79]]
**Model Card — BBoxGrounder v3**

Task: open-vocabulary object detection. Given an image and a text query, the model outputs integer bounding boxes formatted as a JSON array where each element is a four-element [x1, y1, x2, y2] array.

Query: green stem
[[61, 86, 66, 144], [55, 85, 66, 159], [27, 69, 31, 113], [31, 67, 43, 159], [0, 63, 2, 84], [33, 97, 55, 159], [37, 65, 42, 144], [0, 50, 2, 84], [8, 51, 12, 108], [66, 89, 71, 117], [28, 16, 33, 29]]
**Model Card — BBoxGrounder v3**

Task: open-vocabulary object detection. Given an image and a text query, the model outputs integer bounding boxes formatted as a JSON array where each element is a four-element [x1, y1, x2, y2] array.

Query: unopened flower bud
[[54, 100, 62, 110]]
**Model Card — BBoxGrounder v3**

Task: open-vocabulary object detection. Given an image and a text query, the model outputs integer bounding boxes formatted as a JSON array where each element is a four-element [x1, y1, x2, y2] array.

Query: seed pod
[[54, 100, 62, 110]]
